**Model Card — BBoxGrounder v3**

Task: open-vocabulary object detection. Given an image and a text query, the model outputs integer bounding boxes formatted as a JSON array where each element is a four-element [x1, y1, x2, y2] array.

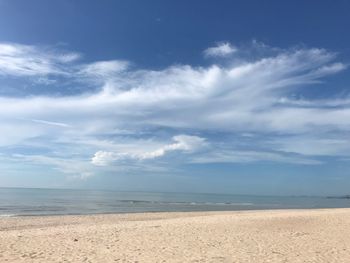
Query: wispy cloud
[[0, 43, 80, 77], [92, 135, 206, 166], [30, 119, 71, 128], [10, 154, 94, 179], [204, 42, 237, 57], [270, 135, 350, 156], [79, 60, 129, 82], [0, 42, 349, 178], [191, 149, 322, 165]]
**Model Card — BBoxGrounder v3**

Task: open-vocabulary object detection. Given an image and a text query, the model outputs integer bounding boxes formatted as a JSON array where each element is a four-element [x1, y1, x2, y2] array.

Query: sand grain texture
[[1, 209, 350, 262]]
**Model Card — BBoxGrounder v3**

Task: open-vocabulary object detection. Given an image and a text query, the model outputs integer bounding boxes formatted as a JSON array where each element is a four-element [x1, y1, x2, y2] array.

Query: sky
[[0, 0, 350, 195]]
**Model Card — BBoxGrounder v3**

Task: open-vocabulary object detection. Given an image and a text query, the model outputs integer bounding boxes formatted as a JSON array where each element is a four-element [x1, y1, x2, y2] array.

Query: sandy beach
[[1, 209, 350, 262]]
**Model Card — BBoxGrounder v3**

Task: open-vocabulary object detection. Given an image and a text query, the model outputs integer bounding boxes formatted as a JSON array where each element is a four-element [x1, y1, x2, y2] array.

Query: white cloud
[[0, 43, 79, 77], [30, 119, 71, 128], [79, 60, 129, 79], [91, 135, 206, 166], [10, 154, 94, 179], [56, 53, 81, 63], [0, 42, 349, 177], [191, 150, 322, 165], [91, 151, 121, 166], [270, 136, 350, 156], [204, 42, 237, 57]]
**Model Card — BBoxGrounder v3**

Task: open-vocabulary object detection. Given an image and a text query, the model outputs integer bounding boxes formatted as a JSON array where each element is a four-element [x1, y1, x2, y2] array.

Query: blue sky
[[1, 0, 350, 195]]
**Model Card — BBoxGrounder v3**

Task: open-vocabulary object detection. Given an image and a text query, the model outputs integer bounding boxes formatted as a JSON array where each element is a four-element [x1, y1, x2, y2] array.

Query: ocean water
[[0, 187, 349, 217]]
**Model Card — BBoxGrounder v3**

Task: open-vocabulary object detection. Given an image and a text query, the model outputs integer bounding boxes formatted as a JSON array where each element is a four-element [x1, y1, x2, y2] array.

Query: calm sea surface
[[0, 188, 349, 217]]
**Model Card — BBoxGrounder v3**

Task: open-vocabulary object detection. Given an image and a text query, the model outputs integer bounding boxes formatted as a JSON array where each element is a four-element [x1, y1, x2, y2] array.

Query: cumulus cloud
[[204, 42, 237, 57], [92, 135, 206, 166]]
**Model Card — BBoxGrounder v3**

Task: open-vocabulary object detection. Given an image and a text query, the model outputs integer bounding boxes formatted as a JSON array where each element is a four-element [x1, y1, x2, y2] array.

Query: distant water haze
[[1, 188, 350, 217]]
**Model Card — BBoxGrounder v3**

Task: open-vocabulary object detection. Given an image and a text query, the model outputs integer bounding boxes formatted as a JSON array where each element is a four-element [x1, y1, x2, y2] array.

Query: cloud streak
[[0, 42, 349, 178], [0, 43, 80, 77], [92, 135, 206, 166], [30, 119, 71, 128]]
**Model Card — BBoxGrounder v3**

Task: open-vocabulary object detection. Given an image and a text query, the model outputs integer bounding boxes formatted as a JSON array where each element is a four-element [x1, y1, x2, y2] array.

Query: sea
[[0, 187, 349, 217]]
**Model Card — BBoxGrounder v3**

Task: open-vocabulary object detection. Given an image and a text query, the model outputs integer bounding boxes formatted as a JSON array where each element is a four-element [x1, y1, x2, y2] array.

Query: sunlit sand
[[1, 209, 350, 262]]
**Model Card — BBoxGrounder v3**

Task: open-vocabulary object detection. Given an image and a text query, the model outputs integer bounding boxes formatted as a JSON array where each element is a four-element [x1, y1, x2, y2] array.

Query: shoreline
[[2, 205, 350, 218], [1, 208, 350, 262]]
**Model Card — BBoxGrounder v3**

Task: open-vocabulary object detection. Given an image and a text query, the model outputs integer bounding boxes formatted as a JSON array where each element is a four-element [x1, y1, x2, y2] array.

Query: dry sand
[[1, 208, 350, 262]]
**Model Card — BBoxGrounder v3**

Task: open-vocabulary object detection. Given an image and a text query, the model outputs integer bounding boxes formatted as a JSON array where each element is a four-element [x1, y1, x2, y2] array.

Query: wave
[[0, 214, 17, 217], [116, 200, 254, 206]]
